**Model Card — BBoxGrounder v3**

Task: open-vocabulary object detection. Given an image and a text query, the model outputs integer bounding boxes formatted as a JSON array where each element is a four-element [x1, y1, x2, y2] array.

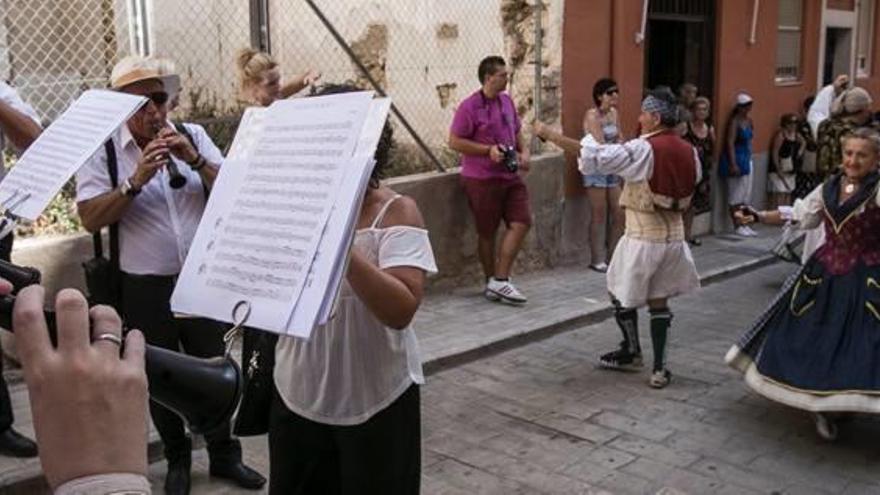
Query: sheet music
[[286, 98, 392, 336], [353, 98, 392, 158], [225, 106, 267, 161], [0, 90, 146, 220], [285, 156, 375, 336], [172, 92, 373, 333]]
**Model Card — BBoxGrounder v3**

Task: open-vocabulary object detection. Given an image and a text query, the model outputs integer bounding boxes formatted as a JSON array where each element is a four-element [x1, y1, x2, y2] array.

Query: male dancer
[[534, 87, 701, 388]]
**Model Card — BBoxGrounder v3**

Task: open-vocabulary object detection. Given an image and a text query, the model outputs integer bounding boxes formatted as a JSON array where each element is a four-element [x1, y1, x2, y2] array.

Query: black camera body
[[499, 144, 519, 173]]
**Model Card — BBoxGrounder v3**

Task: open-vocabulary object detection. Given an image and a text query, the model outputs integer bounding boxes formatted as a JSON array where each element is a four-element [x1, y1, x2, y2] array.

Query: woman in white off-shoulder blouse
[[269, 86, 437, 495]]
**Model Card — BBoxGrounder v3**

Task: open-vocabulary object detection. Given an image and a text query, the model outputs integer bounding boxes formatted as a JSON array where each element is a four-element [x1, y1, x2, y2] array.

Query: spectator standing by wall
[[683, 96, 714, 246], [581, 78, 625, 272], [449, 56, 531, 305], [768, 113, 804, 208], [719, 93, 757, 237]]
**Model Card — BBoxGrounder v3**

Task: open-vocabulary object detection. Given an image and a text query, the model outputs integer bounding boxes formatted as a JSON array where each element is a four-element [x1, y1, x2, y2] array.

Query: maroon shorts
[[461, 176, 532, 237]]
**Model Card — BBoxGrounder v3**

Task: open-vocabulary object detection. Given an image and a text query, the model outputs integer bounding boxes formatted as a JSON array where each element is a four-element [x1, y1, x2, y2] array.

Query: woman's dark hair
[[592, 78, 618, 106], [779, 113, 798, 127], [802, 96, 815, 113], [312, 83, 394, 188]]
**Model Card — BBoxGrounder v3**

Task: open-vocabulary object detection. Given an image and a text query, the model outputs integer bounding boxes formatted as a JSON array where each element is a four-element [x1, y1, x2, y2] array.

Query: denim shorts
[[582, 173, 622, 188]]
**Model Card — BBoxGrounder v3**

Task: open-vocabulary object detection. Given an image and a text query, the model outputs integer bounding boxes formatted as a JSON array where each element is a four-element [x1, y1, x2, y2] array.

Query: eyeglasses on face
[[145, 91, 169, 106], [605, 88, 619, 96]]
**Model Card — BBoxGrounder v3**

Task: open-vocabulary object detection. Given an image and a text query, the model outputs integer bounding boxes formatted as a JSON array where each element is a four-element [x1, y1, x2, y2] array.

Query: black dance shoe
[[0, 428, 37, 458], [210, 460, 266, 489]]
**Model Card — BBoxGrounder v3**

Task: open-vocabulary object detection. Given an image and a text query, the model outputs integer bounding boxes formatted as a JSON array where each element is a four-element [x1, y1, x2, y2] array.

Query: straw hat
[[110, 55, 180, 97]]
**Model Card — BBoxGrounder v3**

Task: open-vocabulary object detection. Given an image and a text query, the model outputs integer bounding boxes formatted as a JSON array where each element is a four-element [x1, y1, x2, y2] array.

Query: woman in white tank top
[[269, 85, 437, 494]]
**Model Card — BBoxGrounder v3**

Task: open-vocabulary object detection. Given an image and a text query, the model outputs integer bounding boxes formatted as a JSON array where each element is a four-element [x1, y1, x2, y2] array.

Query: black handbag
[[82, 140, 122, 310], [233, 327, 278, 436]]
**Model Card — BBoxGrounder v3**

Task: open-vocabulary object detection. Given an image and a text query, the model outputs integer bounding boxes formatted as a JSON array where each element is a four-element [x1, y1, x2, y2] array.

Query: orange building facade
[[560, 0, 880, 213]]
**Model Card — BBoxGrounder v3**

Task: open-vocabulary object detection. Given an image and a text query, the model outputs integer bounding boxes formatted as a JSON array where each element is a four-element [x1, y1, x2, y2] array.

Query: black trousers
[[121, 272, 241, 465], [0, 234, 13, 432], [268, 384, 422, 495]]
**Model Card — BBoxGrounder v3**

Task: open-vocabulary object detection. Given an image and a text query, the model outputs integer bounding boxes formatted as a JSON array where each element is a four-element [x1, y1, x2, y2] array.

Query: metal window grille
[[776, 0, 804, 81]]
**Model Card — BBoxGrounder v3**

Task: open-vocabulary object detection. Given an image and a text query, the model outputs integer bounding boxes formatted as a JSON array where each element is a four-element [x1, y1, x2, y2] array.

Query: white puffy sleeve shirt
[[274, 225, 437, 426], [785, 182, 880, 230], [578, 134, 702, 184], [0, 82, 41, 178]]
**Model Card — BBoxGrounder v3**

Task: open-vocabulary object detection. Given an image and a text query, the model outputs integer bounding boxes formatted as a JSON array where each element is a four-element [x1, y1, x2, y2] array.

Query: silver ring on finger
[[93, 333, 123, 347]]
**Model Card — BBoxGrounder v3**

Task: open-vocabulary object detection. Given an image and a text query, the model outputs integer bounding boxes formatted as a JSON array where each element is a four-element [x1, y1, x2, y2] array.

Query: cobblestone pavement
[[163, 262, 880, 494]]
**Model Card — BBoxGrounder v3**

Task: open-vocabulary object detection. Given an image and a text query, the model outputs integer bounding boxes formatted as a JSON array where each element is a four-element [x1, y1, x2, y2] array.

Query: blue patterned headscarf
[[641, 94, 678, 123]]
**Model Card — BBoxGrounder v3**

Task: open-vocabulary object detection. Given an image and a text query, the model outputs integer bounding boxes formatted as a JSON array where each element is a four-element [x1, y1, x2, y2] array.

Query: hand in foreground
[[131, 138, 170, 188], [302, 69, 322, 87], [833, 74, 850, 92], [159, 126, 199, 163], [488, 145, 504, 163], [734, 205, 760, 225], [14, 287, 148, 489], [532, 121, 548, 142], [518, 149, 531, 174]]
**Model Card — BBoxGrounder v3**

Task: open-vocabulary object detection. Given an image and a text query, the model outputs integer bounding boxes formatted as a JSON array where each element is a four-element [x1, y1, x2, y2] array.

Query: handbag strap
[[92, 139, 120, 269]]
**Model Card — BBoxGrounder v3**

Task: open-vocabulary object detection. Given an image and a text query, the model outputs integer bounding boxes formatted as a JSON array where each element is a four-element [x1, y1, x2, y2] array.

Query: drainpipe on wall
[[635, 0, 649, 45], [749, 0, 761, 45]]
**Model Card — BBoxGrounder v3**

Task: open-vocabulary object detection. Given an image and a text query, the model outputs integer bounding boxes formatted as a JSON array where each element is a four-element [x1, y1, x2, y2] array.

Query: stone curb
[[423, 254, 780, 376]]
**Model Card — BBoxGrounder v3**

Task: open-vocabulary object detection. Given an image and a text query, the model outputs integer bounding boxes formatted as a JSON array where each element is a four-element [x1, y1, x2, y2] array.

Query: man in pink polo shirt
[[449, 56, 532, 305]]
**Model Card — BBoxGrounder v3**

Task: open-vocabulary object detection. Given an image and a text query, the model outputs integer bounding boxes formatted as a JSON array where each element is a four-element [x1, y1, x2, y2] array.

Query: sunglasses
[[145, 91, 169, 106], [605, 88, 619, 96]]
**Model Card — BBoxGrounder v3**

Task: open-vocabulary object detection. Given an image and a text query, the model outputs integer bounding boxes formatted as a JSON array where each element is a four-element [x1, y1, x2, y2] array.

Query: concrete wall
[[11, 153, 568, 297]]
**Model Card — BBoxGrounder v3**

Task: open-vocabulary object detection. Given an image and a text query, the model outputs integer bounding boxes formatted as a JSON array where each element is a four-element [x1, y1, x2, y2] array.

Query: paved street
[[163, 262, 880, 494]]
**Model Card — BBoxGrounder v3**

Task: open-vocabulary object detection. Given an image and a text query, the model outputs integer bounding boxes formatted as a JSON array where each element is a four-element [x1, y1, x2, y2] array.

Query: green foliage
[[15, 180, 81, 238], [3, 152, 81, 238]]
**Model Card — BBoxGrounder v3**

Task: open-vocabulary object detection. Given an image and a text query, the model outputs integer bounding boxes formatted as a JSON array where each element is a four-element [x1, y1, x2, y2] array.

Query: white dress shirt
[[76, 122, 223, 275], [0, 81, 41, 175], [807, 84, 836, 138]]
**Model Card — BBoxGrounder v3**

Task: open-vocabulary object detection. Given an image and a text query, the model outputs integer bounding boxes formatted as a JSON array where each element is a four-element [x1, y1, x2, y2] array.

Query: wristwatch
[[187, 153, 206, 171], [120, 178, 141, 197]]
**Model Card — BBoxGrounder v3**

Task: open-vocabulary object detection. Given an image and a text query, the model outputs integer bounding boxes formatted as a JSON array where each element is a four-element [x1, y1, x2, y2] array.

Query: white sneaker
[[814, 413, 838, 441], [649, 369, 672, 389], [735, 226, 752, 237], [486, 277, 527, 305], [483, 287, 500, 302], [743, 226, 758, 237]]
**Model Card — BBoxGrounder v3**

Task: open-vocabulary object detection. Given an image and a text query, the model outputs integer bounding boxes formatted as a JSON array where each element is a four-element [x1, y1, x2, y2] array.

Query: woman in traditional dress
[[727, 127, 880, 440]]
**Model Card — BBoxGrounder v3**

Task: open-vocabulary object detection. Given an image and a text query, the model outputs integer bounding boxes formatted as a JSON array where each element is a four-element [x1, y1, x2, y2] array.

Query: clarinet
[[154, 122, 187, 189]]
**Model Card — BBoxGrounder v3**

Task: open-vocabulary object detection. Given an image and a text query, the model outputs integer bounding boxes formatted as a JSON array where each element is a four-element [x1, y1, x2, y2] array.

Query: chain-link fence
[[268, 0, 560, 174], [0, 0, 561, 234]]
